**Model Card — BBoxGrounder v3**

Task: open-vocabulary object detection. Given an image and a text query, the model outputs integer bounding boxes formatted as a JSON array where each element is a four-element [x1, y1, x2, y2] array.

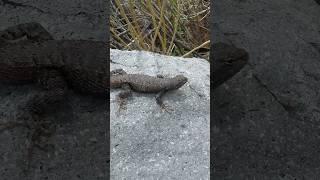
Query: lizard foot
[[155, 91, 174, 113], [160, 103, 174, 113], [115, 88, 132, 115], [118, 98, 127, 110], [116, 96, 128, 116]]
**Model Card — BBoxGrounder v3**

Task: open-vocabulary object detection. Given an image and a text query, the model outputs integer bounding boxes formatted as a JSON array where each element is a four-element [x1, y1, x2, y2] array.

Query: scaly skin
[[110, 69, 188, 112], [111, 73, 187, 92]]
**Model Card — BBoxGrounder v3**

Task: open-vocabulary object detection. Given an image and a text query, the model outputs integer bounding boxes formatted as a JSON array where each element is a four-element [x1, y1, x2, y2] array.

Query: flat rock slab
[[110, 49, 210, 179], [212, 0, 320, 179], [0, 1, 108, 180]]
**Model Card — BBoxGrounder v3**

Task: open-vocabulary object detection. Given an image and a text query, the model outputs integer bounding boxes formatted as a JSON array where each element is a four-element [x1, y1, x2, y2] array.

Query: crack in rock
[[252, 74, 293, 114]]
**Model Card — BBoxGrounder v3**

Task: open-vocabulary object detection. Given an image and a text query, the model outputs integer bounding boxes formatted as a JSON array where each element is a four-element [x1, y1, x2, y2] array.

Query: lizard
[[0, 22, 109, 173], [110, 68, 188, 111], [110, 43, 247, 101], [211, 42, 249, 89]]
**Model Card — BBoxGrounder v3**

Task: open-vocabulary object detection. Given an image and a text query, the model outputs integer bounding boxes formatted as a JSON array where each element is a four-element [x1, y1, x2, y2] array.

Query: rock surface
[[212, 0, 320, 179], [110, 49, 210, 179], [0, 1, 108, 179]]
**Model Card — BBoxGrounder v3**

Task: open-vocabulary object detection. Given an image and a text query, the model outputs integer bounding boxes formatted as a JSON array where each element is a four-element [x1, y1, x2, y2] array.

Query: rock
[[110, 49, 210, 179]]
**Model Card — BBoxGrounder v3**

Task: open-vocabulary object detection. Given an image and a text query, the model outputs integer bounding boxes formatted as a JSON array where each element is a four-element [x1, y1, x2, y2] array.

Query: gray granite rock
[[212, 0, 320, 179], [110, 49, 210, 179]]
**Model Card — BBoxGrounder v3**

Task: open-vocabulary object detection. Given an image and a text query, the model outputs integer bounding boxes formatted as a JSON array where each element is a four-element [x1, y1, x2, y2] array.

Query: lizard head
[[172, 75, 188, 89]]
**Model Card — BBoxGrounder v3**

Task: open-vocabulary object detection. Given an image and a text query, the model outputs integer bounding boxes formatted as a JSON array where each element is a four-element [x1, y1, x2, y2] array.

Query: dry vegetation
[[110, 0, 210, 60]]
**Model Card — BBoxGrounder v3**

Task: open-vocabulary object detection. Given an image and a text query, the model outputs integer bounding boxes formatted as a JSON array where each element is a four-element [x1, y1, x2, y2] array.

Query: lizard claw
[[114, 96, 128, 116], [160, 103, 174, 113]]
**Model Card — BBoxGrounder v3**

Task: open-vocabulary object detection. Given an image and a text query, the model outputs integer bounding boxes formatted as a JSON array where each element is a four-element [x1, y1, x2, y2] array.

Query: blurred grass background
[[110, 0, 210, 60]]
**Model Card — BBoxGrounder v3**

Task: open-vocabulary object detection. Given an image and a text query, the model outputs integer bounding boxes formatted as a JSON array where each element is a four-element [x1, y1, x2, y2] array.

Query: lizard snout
[[174, 75, 188, 88]]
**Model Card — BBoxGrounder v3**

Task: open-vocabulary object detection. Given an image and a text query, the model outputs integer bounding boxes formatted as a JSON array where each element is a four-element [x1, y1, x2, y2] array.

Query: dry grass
[[110, 0, 210, 60]]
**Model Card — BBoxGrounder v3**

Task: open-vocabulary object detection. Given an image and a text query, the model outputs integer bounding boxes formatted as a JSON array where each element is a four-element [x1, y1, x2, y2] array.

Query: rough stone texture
[[110, 49, 210, 179], [0, 0, 107, 40], [212, 0, 320, 179], [0, 1, 108, 180]]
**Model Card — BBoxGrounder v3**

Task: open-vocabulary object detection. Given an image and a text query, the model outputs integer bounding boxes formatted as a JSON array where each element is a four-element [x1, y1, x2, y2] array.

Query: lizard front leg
[[0, 22, 53, 44], [116, 84, 132, 114], [156, 90, 173, 112]]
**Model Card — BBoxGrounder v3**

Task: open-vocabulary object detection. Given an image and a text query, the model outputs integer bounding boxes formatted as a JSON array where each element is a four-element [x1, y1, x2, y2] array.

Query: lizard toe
[[160, 103, 174, 113]]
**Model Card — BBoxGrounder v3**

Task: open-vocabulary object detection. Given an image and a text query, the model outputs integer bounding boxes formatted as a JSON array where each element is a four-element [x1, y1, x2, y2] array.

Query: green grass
[[110, 0, 210, 60]]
